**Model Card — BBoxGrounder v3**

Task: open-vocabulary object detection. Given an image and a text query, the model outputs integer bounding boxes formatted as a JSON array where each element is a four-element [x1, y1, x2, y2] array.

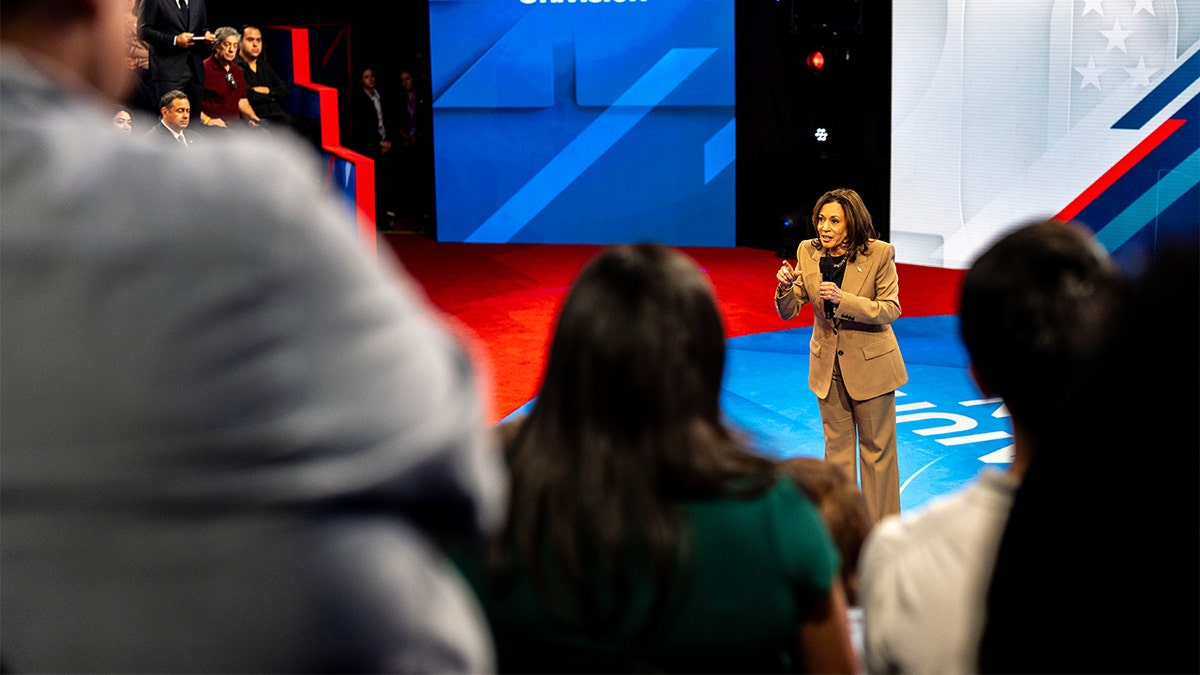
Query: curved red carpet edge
[[383, 233, 965, 423]]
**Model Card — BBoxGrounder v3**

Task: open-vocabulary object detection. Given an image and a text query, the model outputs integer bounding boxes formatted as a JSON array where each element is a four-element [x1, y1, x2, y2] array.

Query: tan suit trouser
[[819, 360, 901, 523]]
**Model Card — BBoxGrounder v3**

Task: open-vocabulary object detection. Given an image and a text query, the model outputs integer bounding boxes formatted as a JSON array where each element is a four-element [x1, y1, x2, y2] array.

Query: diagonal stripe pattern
[[465, 48, 716, 243]]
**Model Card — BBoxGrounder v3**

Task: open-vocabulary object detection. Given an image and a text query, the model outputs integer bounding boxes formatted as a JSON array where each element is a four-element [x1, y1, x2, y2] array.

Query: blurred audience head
[[779, 456, 871, 605], [502, 243, 774, 626], [1, 0, 134, 101], [958, 219, 1125, 450], [977, 235, 1198, 674], [547, 244, 724, 436]]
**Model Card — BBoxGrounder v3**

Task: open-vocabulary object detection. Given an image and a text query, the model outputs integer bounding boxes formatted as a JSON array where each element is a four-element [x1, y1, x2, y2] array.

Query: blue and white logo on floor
[[723, 315, 1011, 512], [504, 315, 1008, 513]]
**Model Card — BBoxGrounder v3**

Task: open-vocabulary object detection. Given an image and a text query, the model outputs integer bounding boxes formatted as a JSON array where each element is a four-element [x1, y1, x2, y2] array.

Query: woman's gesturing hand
[[777, 260, 797, 290]]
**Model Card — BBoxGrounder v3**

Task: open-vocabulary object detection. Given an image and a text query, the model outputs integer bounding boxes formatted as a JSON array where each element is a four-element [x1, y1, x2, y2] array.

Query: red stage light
[[806, 50, 825, 72]]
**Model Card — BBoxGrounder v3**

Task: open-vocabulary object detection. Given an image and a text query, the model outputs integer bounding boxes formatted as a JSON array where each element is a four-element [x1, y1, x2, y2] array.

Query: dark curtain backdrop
[[736, 0, 892, 252], [212, 0, 891, 252]]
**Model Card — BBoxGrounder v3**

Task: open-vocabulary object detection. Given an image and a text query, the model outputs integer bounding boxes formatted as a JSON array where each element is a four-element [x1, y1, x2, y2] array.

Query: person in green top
[[454, 244, 858, 673]]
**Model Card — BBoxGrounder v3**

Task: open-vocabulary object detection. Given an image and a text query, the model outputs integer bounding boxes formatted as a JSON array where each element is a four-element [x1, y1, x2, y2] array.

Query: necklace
[[827, 253, 848, 270]]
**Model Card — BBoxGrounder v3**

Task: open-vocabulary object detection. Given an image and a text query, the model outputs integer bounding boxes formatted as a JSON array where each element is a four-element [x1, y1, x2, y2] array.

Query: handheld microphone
[[819, 256, 835, 320]]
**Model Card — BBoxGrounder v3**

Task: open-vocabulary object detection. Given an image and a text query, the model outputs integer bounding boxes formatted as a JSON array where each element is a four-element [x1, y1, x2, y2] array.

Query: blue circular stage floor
[[723, 315, 1011, 512], [505, 314, 1009, 514]]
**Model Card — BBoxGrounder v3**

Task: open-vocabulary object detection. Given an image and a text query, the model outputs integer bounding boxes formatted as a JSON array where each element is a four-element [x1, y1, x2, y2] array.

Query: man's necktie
[[178, 133, 188, 148], [180, 0, 189, 26]]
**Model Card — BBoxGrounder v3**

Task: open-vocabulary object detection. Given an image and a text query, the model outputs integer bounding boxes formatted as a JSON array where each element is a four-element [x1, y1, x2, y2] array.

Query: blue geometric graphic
[[1114, 49, 1200, 129], [705, 119, 736, 184], [1095, 146, 1200, 254], [464, 48, 715, 242], [1080, 91, 1200, 268], [435, 11, 555, 109], [430, 0, 736, 246]]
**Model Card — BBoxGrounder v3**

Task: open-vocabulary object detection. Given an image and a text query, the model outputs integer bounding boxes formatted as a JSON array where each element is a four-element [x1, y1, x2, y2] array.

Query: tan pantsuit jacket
[[775, 239, 907, 400]]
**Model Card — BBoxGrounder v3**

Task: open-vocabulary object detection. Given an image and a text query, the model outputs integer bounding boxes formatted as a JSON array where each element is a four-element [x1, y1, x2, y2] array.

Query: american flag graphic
[[891, 0, 1198, 270], [1067, 0, 1179, 124]]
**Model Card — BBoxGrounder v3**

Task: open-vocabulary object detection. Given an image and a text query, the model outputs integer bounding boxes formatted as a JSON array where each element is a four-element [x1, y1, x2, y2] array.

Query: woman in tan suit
[[774, 188, 906, 522]]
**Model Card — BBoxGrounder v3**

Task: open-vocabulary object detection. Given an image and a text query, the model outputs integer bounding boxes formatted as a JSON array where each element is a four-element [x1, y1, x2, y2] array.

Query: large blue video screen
[[429, 0, 736, 245]]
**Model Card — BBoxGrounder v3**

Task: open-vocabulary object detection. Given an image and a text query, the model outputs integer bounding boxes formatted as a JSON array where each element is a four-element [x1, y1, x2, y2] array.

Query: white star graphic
[[1124, 55, 1158, 87], [1101, 17, 1133, 53], [1133, 0, 1156, 16], [1075, 55, 1106, 90], [1082, 0, 1104, 17]]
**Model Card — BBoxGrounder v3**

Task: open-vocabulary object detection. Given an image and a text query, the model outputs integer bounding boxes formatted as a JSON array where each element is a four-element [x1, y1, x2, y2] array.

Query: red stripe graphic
[[1056, 117, 1187, 222], [277, 26, 378, 255]]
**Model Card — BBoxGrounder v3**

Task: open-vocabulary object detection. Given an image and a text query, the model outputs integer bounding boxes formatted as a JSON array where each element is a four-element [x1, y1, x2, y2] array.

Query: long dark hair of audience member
[[978, 236, 1199, 674], [495, 244, 777, 632]]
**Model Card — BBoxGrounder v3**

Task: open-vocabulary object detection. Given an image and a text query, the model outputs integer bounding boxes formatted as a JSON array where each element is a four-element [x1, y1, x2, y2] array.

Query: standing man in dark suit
[[136, 0, 212, 113], [350, 66, 399, 226], [394, 69, 435, 220]]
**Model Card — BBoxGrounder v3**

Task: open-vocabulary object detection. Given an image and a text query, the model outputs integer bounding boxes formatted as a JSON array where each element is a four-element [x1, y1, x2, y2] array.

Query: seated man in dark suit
[[144, 89, 196, 148]]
